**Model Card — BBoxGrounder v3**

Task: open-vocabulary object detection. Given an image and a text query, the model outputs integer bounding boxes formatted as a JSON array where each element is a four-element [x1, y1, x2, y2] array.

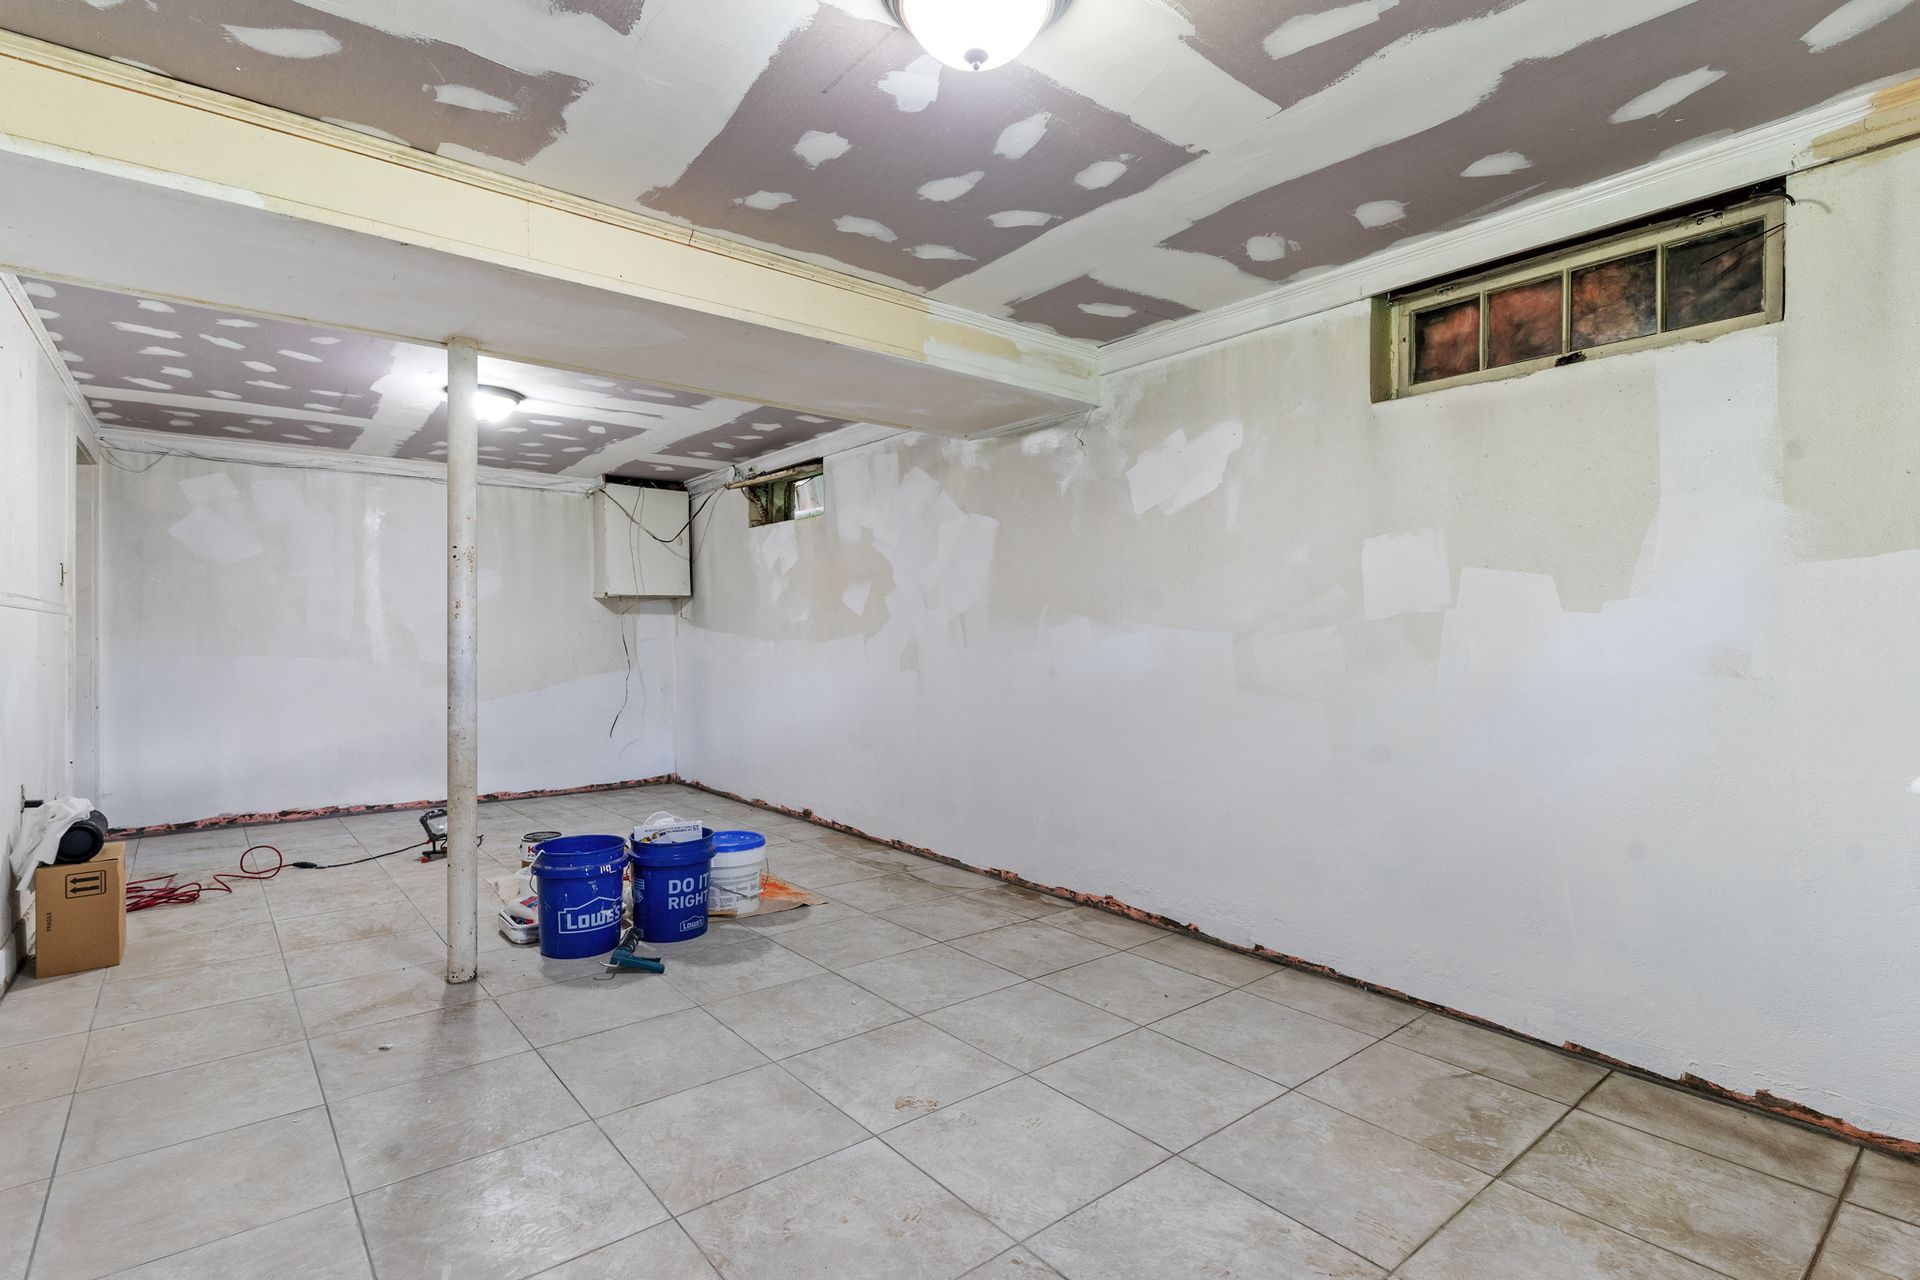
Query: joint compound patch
[[1126, 420, 1244, 517], [1361, 528, 1452, 620]]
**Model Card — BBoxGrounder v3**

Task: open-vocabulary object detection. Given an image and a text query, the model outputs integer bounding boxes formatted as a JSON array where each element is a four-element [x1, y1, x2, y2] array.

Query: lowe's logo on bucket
[[557, 896, 620, 935]]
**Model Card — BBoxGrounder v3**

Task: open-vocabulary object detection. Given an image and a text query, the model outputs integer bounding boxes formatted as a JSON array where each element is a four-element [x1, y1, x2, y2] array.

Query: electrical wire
[[287, 838, 434, 870], [126, 844, 285, 911]]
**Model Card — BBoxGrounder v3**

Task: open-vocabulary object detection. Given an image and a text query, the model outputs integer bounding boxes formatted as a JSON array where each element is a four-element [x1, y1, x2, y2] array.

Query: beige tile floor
[[2, 783, 1916, 1279]]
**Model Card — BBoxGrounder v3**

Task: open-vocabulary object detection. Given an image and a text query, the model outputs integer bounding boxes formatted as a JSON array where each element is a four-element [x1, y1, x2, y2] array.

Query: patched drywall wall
[[677, 140, 1920, 1140], [0, 287, 76, 985], [98, 457, 675, 827]]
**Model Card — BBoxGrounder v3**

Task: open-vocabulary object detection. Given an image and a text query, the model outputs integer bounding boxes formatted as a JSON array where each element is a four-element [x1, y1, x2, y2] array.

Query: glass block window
[[1384, 195, 1783, 398]]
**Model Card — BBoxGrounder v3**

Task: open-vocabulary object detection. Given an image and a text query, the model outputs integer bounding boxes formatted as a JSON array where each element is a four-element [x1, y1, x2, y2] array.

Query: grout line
[[1384, 1071, 1613, 1276], [307, 1036, 383, 1279], [1799, 1149, 1863, 1280]]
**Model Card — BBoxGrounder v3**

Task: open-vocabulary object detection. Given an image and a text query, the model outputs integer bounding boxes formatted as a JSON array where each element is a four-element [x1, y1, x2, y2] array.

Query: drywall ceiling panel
[[4, 0, 1918, 346], [23, 275, 861, 482]]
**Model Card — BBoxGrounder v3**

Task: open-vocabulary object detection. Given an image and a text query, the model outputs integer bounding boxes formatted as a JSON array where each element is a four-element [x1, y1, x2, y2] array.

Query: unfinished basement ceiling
[[4, 1, 1918, 345], [22, 277, 856, 481]]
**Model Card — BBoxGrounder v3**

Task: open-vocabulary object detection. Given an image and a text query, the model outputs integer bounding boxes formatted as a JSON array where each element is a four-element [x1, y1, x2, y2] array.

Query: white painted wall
[[0, 287, 76, 985], [677, 142, 1920, 1141], [99, 459, 675, 826]]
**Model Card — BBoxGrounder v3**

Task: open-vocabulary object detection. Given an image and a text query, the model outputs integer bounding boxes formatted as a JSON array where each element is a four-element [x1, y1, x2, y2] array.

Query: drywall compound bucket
[[629, 828, 713, 942], [530, 835, 627, 959], [708, 830, 767, 914]]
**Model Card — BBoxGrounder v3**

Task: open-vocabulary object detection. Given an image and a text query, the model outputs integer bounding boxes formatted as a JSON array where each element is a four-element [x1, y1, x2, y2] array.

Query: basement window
[[739, 462, 825, 527], [1377, 192, 1784, 399]]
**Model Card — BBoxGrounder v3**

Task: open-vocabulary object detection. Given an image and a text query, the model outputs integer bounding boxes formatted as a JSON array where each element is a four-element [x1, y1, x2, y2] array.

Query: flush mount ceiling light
[[444, 384, 525, 424], [884, 0, 1071, 72]]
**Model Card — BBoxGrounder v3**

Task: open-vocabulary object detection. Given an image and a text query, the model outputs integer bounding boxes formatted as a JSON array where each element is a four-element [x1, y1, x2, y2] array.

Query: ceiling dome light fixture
[[444, 384, 526, 424], [884, 0, 1071, 72]]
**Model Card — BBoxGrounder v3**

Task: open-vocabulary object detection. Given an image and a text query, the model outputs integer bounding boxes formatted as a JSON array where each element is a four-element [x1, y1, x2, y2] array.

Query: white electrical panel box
[[592, 485, 691, 599]]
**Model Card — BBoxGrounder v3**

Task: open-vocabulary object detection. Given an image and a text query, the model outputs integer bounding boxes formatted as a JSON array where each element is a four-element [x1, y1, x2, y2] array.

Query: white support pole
[[445, 338, 481, 984]]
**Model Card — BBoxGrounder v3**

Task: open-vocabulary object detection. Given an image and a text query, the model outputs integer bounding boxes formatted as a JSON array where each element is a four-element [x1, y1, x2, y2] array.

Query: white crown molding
[[93, 426, 600, 493], [684, 422, 903, 494], [1098, 90, 1878, 378]]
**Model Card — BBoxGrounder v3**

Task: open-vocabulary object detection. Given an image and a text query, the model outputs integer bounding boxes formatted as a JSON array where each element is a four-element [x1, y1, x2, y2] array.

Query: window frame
[[1379, 195, 1786, 400]]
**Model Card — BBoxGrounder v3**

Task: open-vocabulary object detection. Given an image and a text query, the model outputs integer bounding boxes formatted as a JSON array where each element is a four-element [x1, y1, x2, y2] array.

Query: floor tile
[[31, 1108, 347, 1280], [923, 982, 1134, 1072], [657, 935, 829, 1003], [355, 1123, 663, 1280], [111, 1200, 373, 1279], [949, 922, 1115, 978], [1154, 990, 1372, 1086], [1810, 1204, 1920, 1279], [1034, 1028, 1283, 1151], [1851, 1151, 1920, 1226], [784, 1019, 1017, 1133], [776, 916, 935, 971], [535, 1220, 719, 1279], [77, 992, 305, 1089], [474, 944, 611, 998], [275, 899, 435, 954], [0, 1034, 84, 1109], [705, 972, 908, 1059], [1045, 909, 1168, 949], [539, 1006, 766, 1117], [0, 979, 99, 1049], [1187, 1093, 1488, 1268], [125, 885, 271, 940], [283, 928, 447, 989], [822, 873, 960, 913], [1388, 1013, 1607, 1105], [1028, 1158, 1383, 1279], [1581, 1073, 1856, 1193], [1300, 1041, 1568, 1173], [679, 1139, 1010, 1280], [1128, 934, 1276, 987], [762, 849, 889, 890], [599, 1063, 868, 1213], [1398, 1181, 1724, 1280], [494, 972, 693, 1047], [961, 1248, 1061, 1278], [0, 1182, 46, 1280], [331, 1050, 587, 1191], [308, 999, 531, 1100], [957, 885, 1076, 921], [293, 963, 481, 1036], [1243, 967, 1418, 1037], [89, 957, 290, 1029], [0, 1096, 67, 1192], [886, 1077, 1165, 1239], [1036, 952, 1228, 1025], [880, 894, 1034, 942], [108, 920, 281, 982], [732, 899, 868, 937], [265, 866, 410, 922], [1508, 1111, 1834, 1280], [60, 1042, 320, 1174], [842, 944, 1021, 1014], [900, 862, 1002, 892]]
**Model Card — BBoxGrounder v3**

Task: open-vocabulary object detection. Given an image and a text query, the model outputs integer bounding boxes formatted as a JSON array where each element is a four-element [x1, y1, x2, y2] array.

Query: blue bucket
[[530, 835, 627, 959], [629, 828, 714, 943]]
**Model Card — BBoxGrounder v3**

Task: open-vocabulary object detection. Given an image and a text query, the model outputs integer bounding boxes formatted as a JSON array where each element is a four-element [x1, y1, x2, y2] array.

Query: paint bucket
[[628, 828, 714, 943], [530, 835, 627, 959], [519, 831, 562, 868], [707, 830, 768, 915]]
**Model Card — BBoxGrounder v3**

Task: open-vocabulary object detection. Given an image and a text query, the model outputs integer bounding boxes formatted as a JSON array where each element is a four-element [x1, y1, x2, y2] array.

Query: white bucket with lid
[[707, 830, 767, 914]]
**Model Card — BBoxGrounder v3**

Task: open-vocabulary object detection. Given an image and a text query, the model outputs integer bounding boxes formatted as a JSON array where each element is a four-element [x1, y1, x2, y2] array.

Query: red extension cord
[[125, 844, 285, 911]]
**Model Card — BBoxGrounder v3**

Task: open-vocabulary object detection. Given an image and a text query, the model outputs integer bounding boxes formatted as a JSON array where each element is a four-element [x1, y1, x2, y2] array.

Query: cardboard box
[[33, 841, 126, 977]]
